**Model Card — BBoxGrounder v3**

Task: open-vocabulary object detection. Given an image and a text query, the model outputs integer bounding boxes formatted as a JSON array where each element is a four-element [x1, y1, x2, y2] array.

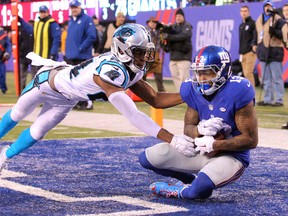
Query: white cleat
[[0, 145, 9, 173]]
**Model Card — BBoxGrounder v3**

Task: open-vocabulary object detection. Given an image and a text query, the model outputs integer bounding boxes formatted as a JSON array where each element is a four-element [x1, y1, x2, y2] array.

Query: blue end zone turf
[[0, 137, 287, 215]]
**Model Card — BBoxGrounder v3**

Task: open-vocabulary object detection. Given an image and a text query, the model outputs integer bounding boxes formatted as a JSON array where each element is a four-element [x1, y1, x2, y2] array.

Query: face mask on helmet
[[111, 23, 155, 73], [190, 45, 232, 96]]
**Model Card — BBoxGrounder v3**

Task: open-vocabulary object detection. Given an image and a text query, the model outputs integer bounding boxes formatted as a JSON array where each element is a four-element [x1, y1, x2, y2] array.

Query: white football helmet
[[111, 23, 155, 73]]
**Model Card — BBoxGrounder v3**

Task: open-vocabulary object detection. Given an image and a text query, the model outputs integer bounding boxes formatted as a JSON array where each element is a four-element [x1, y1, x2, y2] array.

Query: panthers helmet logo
[[113, 27, 136, 44]]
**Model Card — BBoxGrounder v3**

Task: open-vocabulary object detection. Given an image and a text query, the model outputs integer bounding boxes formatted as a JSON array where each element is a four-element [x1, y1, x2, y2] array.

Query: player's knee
[[30, 126, 45, 140], [10, 107, 26, 122], [181, 172, 215, 199], [144, 142, 173, 167], [139, 151, 154, 170]]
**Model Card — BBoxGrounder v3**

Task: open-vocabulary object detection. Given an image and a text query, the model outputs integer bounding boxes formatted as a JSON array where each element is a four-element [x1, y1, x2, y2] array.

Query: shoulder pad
[[97, 59, 129, 88]]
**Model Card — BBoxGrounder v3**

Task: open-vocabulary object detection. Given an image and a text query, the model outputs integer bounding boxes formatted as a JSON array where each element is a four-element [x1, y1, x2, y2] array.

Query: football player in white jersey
[[0, 24, 196, 173]]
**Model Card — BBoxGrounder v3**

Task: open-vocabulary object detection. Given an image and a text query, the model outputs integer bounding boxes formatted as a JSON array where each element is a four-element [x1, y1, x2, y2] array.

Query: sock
[[181, 172, 215, 199], [0, 109, 18, 138], [6, 128, 38, 159], [139, 151, 195, 184]]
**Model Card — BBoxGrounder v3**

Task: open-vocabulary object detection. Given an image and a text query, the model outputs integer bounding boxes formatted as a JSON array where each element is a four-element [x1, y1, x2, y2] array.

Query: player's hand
[[194, 135, 215, 155], [197, 117, 223, 136], [170, 135, 196, 157]]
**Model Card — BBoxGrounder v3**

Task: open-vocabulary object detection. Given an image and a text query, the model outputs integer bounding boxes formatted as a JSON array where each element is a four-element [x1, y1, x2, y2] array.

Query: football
[[213, 132, 225, 140]]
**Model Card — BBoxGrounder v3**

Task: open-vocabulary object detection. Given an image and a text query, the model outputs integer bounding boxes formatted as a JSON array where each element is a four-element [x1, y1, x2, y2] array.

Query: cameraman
[[144, 17, 165, 92], [255, 0, 288, 107], [163, 8, 192, 91]]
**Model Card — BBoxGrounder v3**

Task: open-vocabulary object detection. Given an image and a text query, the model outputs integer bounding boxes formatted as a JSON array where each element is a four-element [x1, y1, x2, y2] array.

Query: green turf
[[1, 72, 288, 141], [0, 119, 137, 141]]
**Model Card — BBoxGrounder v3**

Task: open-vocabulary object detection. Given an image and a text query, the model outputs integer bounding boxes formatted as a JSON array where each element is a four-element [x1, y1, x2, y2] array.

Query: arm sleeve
[[19, 17, 33, 35], [108, 91, 162, 138]]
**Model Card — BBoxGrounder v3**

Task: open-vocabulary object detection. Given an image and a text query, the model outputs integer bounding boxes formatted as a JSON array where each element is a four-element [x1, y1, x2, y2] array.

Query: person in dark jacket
[[0, 27, 12, 94], [65, 0, 97, 110], [163, 8, 192, 91], [92, 15, 104, 57], [239, 5, 257, 88], [18, 5, 61, 77], [144, 16, 165, 92], [19, 20, 34, 90], [65, 0, 96, 65], [255, 0, 288, 106]]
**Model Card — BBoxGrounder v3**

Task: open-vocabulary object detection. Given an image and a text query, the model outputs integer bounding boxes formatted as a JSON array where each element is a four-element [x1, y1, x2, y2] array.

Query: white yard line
[[0, 170, 188, 215]]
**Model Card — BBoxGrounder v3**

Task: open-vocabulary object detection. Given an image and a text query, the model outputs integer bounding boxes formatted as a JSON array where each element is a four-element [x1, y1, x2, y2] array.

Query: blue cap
[[263, 0, 273, 8], [39, 5, 49, 12], [69, 0, 81, 7]]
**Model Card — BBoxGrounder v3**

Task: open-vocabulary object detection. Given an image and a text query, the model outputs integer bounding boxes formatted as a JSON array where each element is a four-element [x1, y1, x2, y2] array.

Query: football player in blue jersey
[[0, 23, 196, 173], [139, 45, 258, 199]]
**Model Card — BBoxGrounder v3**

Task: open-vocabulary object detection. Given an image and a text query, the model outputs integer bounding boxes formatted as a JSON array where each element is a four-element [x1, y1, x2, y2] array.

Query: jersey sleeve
[[232, 77, 255, 110], [180, 80, 197, 110], [96, 60, 130, 88]]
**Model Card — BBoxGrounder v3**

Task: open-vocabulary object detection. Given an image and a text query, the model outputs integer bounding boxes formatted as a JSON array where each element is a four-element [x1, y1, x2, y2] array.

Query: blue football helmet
[[111, 23, 155, 73], [190, 45, 232, 96]]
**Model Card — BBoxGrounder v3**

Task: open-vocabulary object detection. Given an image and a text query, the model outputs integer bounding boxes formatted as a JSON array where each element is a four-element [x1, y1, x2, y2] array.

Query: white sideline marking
[[53, 131, 102, 134], [0, 170, 28, 178], [0, 172, 188, 215]]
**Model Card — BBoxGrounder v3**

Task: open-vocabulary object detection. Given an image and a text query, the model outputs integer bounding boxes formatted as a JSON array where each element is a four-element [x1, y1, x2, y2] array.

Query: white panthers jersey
[[54, 53, 145, 101]]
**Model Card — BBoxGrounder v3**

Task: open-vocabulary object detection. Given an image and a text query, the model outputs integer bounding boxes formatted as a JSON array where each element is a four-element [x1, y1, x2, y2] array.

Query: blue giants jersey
[[180, 76, 255, 167]]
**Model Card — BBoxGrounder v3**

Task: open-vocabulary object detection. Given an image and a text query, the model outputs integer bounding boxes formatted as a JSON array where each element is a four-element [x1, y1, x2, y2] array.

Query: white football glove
[[197, 117, 224, 136], [170, 135, 196, 157], [194, 135, 215, 155]]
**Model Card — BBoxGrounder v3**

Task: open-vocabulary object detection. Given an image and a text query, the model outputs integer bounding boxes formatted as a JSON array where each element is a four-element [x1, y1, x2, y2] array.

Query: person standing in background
[[239, 5, 257, 88], [0, 26, 12, 94], [255, 0, 287, 107], [163, 8, 192, 91], [283, 4, 288, 21], [61, 20, 69, 62], [65, 0, 96, 65], [92, 15, 104, 57], [65, 0, 96, 110], [18, 5, 61, 78], [281, 3, 288, 129], [19, 20, 34, 90], [144, 17, 165, 92], [99, 12, 125, 53]]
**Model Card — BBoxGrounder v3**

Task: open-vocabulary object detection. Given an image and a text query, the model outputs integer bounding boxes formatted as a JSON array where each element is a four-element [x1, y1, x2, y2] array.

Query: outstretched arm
[[94, 75, 196, 156], [129, 79, 183, 109], [94, 75, 172, 142]]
